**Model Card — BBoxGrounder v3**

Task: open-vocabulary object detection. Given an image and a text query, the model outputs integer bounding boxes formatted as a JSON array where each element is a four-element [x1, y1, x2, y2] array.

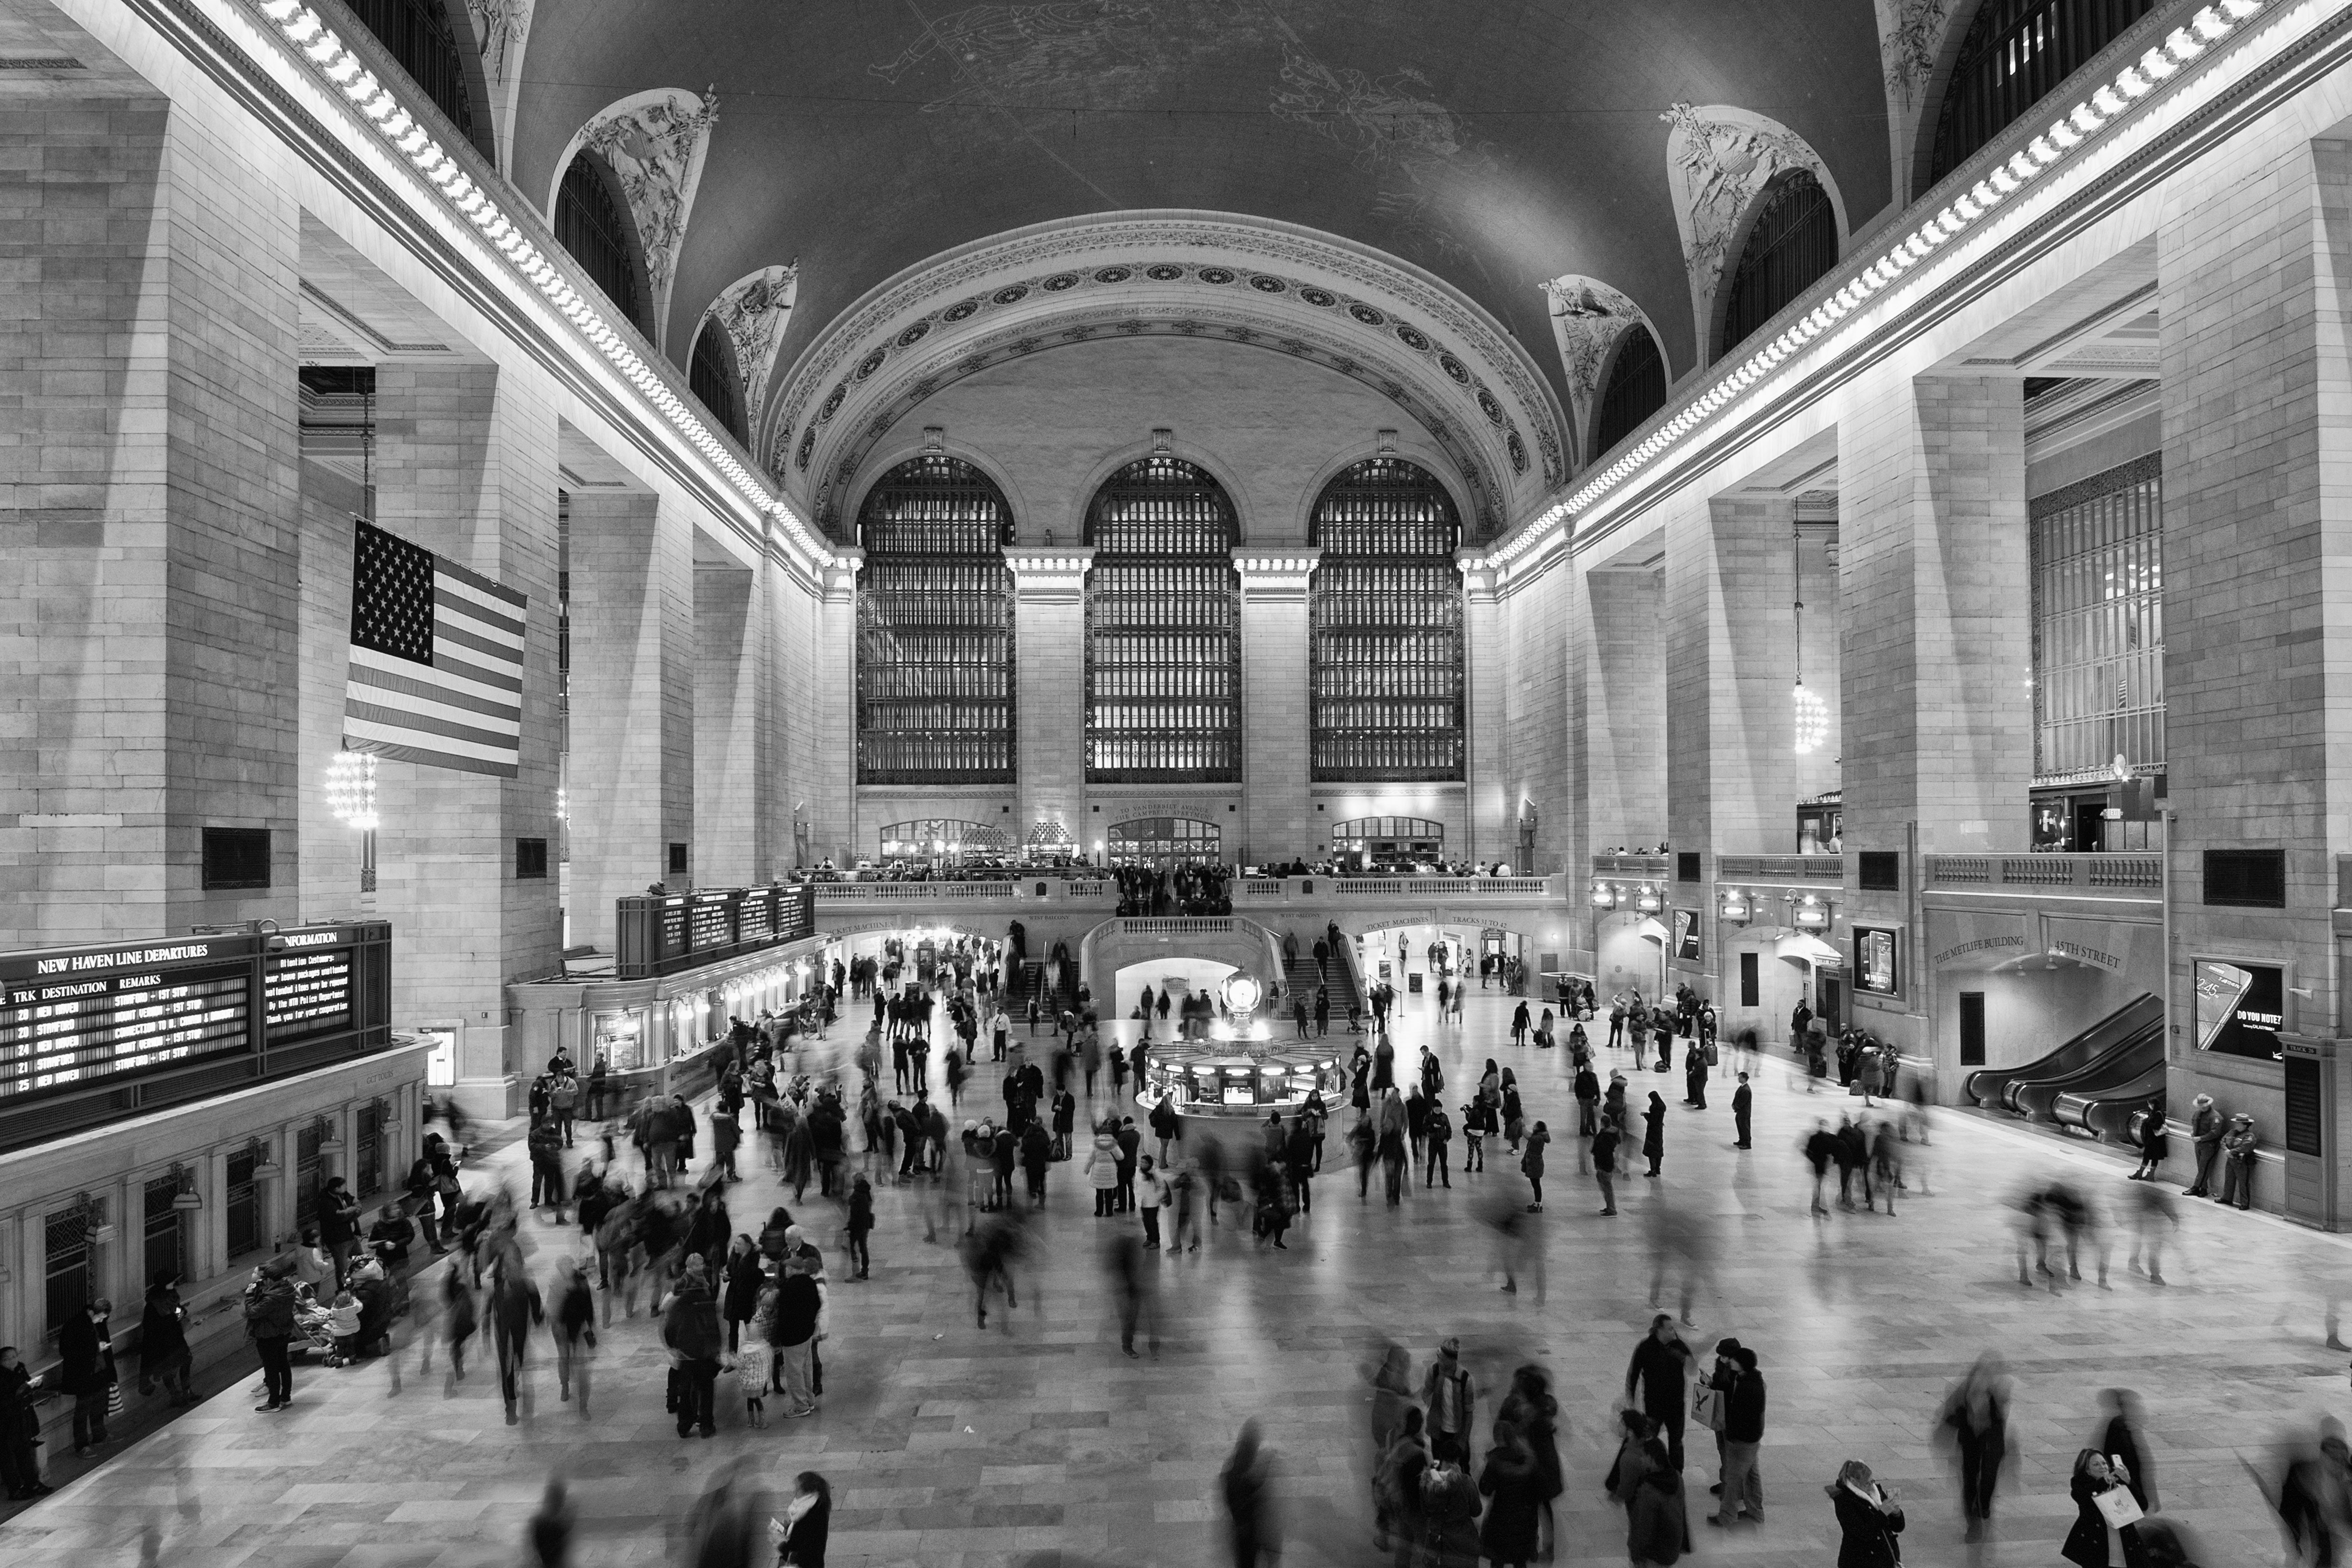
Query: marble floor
[[2, 979, 2344, 1568]]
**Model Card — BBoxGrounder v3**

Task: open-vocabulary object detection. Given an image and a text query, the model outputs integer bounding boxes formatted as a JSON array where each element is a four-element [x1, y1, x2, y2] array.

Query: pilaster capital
[[819, 546, 862, 602], [1234, 548, 1320, 604], [1455, 546, 1501, 600], [1004, 546, 1094, 605]]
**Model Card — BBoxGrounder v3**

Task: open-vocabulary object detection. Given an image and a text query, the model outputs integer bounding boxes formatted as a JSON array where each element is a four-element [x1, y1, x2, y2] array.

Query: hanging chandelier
[[326, 749, 379, 829]]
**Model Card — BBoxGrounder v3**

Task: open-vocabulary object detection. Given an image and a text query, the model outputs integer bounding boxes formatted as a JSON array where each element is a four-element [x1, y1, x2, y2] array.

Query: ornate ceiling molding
[[1661, 103, 1845, 363], [702, 262, 798, 443], [1541, 275, 1658, 461], [768, 212, 1569, 531], [549, 86, 719, 352]]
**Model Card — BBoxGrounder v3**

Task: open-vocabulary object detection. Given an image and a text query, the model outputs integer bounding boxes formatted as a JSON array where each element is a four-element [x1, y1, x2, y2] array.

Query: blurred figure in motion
[[961, 1207, 1026, 1330], [2014, 1182, 2057, 1291], [2125, 1179, 2178, 1285], [1938, 1353, 2012, 1543], [489, 1260, 542, 1425], [1222, 1418, 1279, 1568], [551, 1256, 595, 1417], [1485, 1187, 1540, 1298], [1645, 1200, 1710, 1325], [1498, 1365, 1563, 1556], [2252, 1418, 2346, 1568], [1623, 1433, 1691, 1568], [1478, 1419, 1542, 1568], [2044, 1181, 2110, 1289], [1105, 1230, 1158, 1359], [530, 1475, 574, 1568], [770, 1471, 831, 1568], [1374, 1407, 1430, 1558], [2132, 1516, 2206, 1568], [1422, 1434, 1482, 1568], [1369, 1342, 1414, 1460], [2098, 1388, 2156, 1527], [680, 1455, 758, 1567]]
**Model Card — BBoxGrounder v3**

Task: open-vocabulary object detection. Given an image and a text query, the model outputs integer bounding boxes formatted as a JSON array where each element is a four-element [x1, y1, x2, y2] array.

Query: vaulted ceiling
[[516, 5, 1890, 366]]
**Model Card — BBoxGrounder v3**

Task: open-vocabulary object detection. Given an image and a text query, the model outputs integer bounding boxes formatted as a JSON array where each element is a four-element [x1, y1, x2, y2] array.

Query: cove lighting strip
[[242, 0, 832, 567], [1486, 0, 2278, 573]]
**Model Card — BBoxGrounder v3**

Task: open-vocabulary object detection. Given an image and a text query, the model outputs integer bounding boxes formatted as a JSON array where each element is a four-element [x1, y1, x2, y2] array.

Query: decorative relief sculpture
[[461, 0, 533, 171], [1540, 274, 1655, 451], [1660, 102, 1835, 357], [868, 1, 1159, 112], [556, 88, 721, 350], [1878, 0, 1951, 102], [704, 263, 800, 449]]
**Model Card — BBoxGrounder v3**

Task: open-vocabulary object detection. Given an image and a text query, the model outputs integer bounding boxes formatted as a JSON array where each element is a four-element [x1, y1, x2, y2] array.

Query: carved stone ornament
[[704, 262, 800, 446], [1660, 102, 1835, 357], [460, 0, 534, 172], [1539, 274, 1655, 458], [554, 87, 721, 350], [1877, 0, 1952, 104]]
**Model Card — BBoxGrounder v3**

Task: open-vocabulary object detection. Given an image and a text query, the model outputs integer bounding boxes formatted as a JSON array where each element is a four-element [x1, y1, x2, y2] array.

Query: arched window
[[1108, 817, 1222, 864], [688, 321, 745, 443], [1309, 459, 1464, 782], [855, 456, 1016, 784], [555, 153, 645, 333], [1720, 172, 1839, 357], [1593, 325, 1667, 461], [1331, 816, 1445, 870], [342, 0, 482, 155], [1084, 457, 1240, 782], [1929, 0, 2154, 184], [877, 820, 1006, 861]]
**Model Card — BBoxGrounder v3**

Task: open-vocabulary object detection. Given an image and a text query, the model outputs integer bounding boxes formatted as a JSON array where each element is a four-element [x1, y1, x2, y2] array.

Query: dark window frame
[[554, 152, 647, 333], [1857, 851, 1902, 892], [1593, 324, 1667, 461], [143, 1174, 187, 1291], [338, 0, 486, 158], [201, 826, 272, 890], [515, 837, 549, 879], [688, 319, 747, 443], [225, 1149, 262, 1260], [1718, 171, 1839, 359], [1927, 0, 2156, 186], [2203, 849, 2286, 908]]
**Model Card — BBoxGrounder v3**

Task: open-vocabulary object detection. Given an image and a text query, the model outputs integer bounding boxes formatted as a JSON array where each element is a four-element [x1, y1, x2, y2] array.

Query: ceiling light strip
[[1484, 0, 2280, 575], [240, 0, 834, 568]]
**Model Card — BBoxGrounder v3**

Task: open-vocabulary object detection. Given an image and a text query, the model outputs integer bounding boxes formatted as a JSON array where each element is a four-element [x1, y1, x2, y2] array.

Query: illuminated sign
[[2193, 960, 2283, 1062], [1853, 927, 1900, 995]]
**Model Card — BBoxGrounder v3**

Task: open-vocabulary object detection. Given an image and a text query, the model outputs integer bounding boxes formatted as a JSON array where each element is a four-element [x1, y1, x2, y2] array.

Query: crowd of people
[[1110, 859, 1231, 916]]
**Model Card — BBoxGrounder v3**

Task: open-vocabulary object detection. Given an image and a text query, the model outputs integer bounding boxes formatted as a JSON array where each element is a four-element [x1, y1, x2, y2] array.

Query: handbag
[[2093, 1485, 2145, 1529]]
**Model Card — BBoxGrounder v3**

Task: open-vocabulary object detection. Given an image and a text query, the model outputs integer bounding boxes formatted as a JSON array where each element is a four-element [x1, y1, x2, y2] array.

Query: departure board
[[1, 962, 252, 1098], [688, 897, 735, 953], [615, 884, 818, 978], [264, 949, 353, 1043]]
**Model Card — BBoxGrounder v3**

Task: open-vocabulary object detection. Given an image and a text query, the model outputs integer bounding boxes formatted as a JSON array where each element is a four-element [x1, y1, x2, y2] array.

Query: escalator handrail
[[2009, 1020, 2166, 1116], [1965, 992, 2160, 1106]]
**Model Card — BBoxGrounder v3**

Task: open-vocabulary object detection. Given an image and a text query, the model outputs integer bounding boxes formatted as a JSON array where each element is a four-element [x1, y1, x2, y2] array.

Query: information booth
[[1139, 1043, 1343, 1119]]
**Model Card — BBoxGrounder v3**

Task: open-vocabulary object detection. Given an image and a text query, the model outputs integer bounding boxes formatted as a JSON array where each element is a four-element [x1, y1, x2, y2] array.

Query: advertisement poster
[[1853, 927, 1900, 995], [1672, 908, 1701, 962], [2192, 959, 2284, 1061]]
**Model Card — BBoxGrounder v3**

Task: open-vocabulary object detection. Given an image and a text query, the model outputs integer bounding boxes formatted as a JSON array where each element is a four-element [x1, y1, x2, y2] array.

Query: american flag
[[342, 519, 528, 777]]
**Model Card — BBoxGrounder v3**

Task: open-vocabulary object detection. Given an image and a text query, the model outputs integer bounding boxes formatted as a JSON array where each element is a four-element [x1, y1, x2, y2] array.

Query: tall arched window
[[1929, 0, 2153, 184], [343, 0, 482, 155], [1593, 325, 1667, 460], [688, 321, 745, 443], [555, 154, 645, 333], [1309, 459, 1464, 782], [855, 457, 1016, 784], [1720, 172, 1839, 357], [1084, 457, 1240, 781]]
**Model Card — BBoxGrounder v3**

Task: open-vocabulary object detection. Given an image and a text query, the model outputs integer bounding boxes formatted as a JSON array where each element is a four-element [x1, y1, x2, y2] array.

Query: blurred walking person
[[1937, 1354, 2011, 1543], [1222, 1419, 1280, 1568]]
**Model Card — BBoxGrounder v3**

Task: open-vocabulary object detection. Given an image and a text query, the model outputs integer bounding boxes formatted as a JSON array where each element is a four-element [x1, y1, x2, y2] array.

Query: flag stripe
[[345, 700, 518, 753], [435, 582, 525, 643], [343, 731, 519, 778], [343, 717, 517, 765], [435, 554, 527, 611], [350, 643, 522, 701], [347, 659, 522, 724], [434, 618, 525, 666]]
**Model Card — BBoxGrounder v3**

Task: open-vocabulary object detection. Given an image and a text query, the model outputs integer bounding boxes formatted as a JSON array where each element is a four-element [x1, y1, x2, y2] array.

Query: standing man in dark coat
[[1731, 1072, 1753, 1149], [1114, 1117, 1143, 1213], [1625, 1315, 1692, 1471], [57, 1297, 114, 1454]]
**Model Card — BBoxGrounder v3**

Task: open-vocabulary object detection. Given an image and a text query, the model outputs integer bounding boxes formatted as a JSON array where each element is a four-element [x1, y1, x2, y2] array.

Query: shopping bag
[[107, 1383, 126, 1417], [2094, 1486, 2145, 1530]]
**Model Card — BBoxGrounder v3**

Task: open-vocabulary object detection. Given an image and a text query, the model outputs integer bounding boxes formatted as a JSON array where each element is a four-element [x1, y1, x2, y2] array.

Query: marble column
[[1006, 548, 1093, 855], [0, 95, 303, 946], [367, 365, 565, 1114], [807, 554, 858, 867], [1236, 550, 1318, 864], [1460, 555, 1508, 866], [2157, 131, 2352, 1207], [1836, 371, 2033, 1051], [1497, 539, 1573, 878], [566, 490, 695, 950], [694, 560, 764, 885], [1585, 565, 1668, 852]]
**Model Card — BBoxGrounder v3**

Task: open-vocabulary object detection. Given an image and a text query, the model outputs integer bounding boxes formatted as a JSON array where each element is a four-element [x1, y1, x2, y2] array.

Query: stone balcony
[[1922, 852, 2165, 895]]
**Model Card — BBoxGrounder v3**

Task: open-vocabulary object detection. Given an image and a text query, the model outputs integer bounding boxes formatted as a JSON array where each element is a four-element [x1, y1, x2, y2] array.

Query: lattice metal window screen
[[226, 1149, 261, 1259], [45, 1204, 93, 1338], [1108, 816, 1222, 862], [1085, 458, 1240, 782], [296, 1124, 324, 1232], [144, 1174, 185, 1290], [1310, 460, 1464, 782], [555, 155, 643, 332], [1930, 0, 2155, 183], [2032, 457, 2164, 779], [856, 457, 1016, 784], [1720, 173, 1839, 356]]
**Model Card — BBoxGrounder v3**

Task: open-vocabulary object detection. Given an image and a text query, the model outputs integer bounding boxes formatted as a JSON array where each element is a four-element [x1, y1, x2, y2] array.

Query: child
[[736, 1281, 776, 1427], [1460, 1103, 1485, 1173], [847, 1176, 874, 1280], [324, 1287, 363, 1366]]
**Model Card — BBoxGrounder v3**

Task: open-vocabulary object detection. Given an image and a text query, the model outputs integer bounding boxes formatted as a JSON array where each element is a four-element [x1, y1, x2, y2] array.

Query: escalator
[[2011, 1005, 2163, 1122], [1963, 992, 2161, 1110], [2058, 1054, 2167, 1143]]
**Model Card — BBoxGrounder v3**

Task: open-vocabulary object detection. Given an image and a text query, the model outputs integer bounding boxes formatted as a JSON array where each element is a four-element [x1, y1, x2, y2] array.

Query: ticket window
[[594, 1011, 644, 1072]]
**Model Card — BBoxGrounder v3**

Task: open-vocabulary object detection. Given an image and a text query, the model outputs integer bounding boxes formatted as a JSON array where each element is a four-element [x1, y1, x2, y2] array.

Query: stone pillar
[[0, 96, 303, 946], [694, 561, 763, 886], [1460, 555, 1508, 866], [1667, 496, 1806, 856], [1836, 371, 2032, 1052], [808, 554, 858, 866], [1006, 547, 1093, 856], [1585, 565, 1668, 851], [364, 364, 565, 1116], [1236, 550, 1318, 864], [566, 490, 695, 949], [2158, 132, 2352, 1212], [1498, 541, 1572, 877]]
